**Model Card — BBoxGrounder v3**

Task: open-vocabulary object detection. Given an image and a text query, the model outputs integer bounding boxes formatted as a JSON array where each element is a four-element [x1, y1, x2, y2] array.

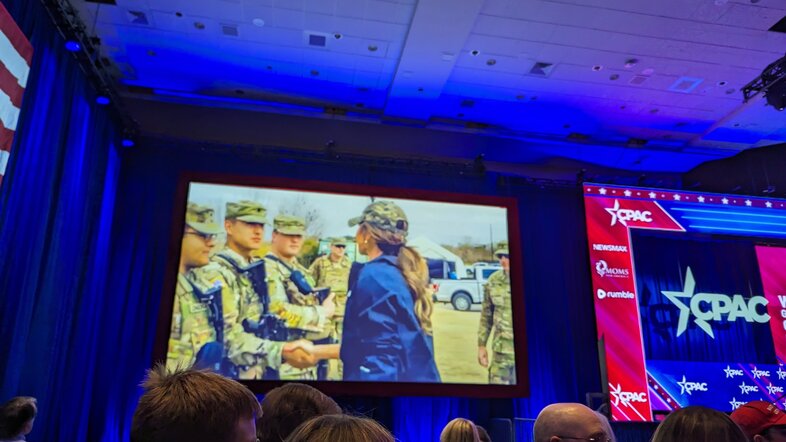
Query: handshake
[[282, 340, 341, 369]]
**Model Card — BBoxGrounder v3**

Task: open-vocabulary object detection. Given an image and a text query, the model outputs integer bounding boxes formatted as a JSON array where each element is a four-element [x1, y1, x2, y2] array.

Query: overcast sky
[[189, 182, 508, 246]]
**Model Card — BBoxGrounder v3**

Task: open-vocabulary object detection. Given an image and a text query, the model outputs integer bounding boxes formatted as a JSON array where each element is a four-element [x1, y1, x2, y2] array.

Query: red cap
[[730, 401, 786, 439]]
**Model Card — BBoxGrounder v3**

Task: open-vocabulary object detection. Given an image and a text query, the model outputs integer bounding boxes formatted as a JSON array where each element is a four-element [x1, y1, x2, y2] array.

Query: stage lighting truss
[[742, 53, 786, 106]]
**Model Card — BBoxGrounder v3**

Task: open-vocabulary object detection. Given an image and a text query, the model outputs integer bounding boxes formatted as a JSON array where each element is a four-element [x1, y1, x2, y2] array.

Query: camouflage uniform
[[308, 238, 351, 380], [167, 203, 284, 376], [477, 242, 516, 385], [265, 214, 329, 380], [197, 200, 272, 379]]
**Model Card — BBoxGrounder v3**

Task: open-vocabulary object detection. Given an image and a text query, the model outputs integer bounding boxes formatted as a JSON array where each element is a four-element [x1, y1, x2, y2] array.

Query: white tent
[[408, 236, 467, 278]]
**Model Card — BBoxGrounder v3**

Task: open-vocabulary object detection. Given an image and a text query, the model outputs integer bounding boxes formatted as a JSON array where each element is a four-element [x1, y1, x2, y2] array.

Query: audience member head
[[284, 414, 394, 442], [594, 411, 616, 442], [476, 424, 491, 442], [730, 401, 786, 442], [0, 396, 37, 440], [533, 403, 610, 442], [651, 406, 747, 442], [130, 365, 260, 442], [256, 383, 341, 442], [440, 417, 480, 442]]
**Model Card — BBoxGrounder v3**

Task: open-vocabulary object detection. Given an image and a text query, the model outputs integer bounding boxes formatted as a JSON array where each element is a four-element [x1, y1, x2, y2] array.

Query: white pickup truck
[[432, 263, 501, 311]]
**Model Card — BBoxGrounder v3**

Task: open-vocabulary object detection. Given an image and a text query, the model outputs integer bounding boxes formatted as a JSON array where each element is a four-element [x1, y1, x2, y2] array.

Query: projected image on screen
[[584, 184, 786, 422], [167, 181, 515, 385]]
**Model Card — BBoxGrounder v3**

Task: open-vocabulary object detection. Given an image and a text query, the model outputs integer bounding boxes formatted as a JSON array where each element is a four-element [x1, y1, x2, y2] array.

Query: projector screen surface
[[158, 177, 526, 395]]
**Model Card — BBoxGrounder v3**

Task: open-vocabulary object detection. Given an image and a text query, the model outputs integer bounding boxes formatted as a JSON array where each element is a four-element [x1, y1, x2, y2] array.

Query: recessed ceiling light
[[175, 12, 183, 18], [726, 88, 736, 94], [417, 87, 424, 92], [624, 58, 639, 68], [470, 50, 480, 56], [486, 58, 496, 66], [592, 65, 603, 71], [194, 22, 206, 30], [310, 69, 319, 76], [334, 33, 342, 39], [650, 108, 659, 114], [515, 94, 525, 100], [609, 74, 620, 80], [252, 18, 265, 27], [367, 44, 378, 52], [147, 49, 156, 56], [717, 80, 727, 86]]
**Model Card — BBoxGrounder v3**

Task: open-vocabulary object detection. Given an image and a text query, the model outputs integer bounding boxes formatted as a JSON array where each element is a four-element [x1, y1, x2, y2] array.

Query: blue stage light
[[121, 138, 135, 148], [65, 40, 81, 52], [96, 96, 110, 105]]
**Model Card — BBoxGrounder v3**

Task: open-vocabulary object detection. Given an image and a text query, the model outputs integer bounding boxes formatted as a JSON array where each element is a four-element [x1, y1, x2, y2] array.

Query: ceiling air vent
[[529, 62, 554, 76], [629, 75, 649, 85], [222, 24, 239, 37], [669, 76, 703, 93], [307, 33, 327, 47], [460, 99, 475, 108], [127, 10, 149, 25]]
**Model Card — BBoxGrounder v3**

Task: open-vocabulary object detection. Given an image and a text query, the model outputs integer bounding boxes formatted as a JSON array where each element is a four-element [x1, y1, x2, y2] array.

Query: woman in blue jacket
[[340, 200, 441, 383]]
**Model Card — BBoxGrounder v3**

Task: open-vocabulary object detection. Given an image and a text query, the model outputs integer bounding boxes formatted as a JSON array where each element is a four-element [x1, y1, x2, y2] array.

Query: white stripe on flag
[[0, 87, 19, 130], [0, 28, 29, 87], [0, 149, 8, 176]]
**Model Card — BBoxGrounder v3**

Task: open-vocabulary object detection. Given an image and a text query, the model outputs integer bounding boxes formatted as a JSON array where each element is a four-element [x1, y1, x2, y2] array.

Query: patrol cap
[[348, 200, 408, 237], [494, 241, 509, 257], [274, 214, 306, 235], [185, 202, 222, 235], [226, 200, 267, 224], [330, 237, 348, 246]]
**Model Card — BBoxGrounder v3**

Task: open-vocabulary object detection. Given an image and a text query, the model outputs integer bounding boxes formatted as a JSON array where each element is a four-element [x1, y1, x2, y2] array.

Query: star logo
[[724, 365, 744, 378], [766, 201, 773, 208], [745, 200, 753, 207], [730, 397, 745, 410], [624, 190, 632, 197], [673, 194, 681, 201], [722, 198, 729, 204], [777, 366, 786, 380], [677, 375, 708, 395], [739, 382, 759, 395], [662, 267, 713, 337], [649, 192, 657, 198], [698, 196, 705, 203], [752, 366, 770, 379], [599, 188, 607, 195], [767, 384, 784, 395]]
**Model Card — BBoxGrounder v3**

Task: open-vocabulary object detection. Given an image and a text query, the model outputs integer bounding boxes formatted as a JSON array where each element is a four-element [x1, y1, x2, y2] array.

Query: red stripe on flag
[[0, 59, 24, 108], [0, 3, 32, 65], [0, 121, 15, 152]]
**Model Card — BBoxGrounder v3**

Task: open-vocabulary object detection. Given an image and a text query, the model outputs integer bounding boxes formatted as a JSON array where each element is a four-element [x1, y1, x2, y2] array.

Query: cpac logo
[[605, 200, 653, 227], [677, 375, 708, 396], [592, 243, 629, 253], [597, 289, 635, 300], [739, 382, 759, 395], [662, 267, 770, 338], [609, 383, 647, 409], [595, 260, 630, 278], [729, 397, 745, 410], [724, 365, 744, 379], [752, 367, 771, 379], [778, 366, 786, 381], [767, 384, 784, 395]]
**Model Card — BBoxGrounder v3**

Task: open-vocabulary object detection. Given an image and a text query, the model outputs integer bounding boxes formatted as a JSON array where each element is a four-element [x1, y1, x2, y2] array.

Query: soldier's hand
[[282, 339, 317, 368], [320, 292, 336, 319], [478, 346, 489, 368]]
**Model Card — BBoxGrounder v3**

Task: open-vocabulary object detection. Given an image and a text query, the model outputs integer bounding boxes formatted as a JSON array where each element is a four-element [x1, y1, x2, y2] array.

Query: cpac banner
[[584, 184, 786, 421]]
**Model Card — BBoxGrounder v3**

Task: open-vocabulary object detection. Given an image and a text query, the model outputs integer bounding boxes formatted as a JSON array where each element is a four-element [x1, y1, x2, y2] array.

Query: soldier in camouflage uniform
[[168, 203, 286, 376], [308, 237, 351, 380], [477, 242, 516, 385], [195, 200, 272, 379], [265, 214, 335, 380]]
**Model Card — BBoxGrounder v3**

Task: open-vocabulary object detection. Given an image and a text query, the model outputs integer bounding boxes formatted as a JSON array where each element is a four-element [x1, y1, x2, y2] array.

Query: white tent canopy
[[408, 236, 467, 278]]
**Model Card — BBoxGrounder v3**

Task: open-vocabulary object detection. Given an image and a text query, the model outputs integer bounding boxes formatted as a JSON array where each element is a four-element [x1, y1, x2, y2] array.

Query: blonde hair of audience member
[[257, 383, 341, 442], [284, 414, 395, 442], [359, 222, 434, 335], [441, 417, 481, 442], [651, 406, 747, 442], [131, 365, 260, 442], [533, 403, 609, 442]]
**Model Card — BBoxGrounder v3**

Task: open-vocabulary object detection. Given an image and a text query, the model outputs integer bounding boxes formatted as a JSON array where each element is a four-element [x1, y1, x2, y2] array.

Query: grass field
[[432, 302, 489, 384]]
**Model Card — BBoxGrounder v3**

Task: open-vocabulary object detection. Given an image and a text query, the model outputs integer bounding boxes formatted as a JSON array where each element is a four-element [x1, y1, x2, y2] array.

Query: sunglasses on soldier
[[184, 229, 217, 241]]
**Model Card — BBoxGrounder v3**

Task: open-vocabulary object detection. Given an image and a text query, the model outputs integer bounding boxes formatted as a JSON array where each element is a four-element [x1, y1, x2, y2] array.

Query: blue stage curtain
[[0, 0, 122, 440]]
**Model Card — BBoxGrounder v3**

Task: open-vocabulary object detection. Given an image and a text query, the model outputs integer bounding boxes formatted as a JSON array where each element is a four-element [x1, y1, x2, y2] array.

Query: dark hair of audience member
[[651, 406, 747, 442], [284, 414, 395, 442], [130, 365, 260, 442], [441, 417, 480, 442], [476, 424, 491, 442], [257, 383, 342, 442], [0, 397, 37, 439]]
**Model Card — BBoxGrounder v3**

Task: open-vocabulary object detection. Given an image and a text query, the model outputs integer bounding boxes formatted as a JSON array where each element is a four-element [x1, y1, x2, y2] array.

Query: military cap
[[330, 237, 348, 246], [274, 214, 306, 235], [185, 202, 222, 235], [226, 200, 267, 224], [348, 200, 408, 237], [494, 241, 509, 257]]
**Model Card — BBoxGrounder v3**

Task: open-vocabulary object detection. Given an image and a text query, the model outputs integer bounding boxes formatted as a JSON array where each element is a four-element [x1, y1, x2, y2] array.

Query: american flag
[[0, 2, 32, 187]]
